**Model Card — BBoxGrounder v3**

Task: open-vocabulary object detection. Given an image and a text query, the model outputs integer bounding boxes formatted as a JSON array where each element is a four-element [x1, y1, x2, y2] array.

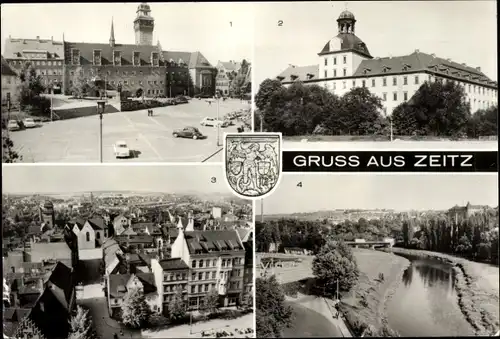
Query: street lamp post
[[390, 116, 394, 141], [97, 100, 106, 163], [216, 95, 221, 147], [189, 311, 193, 334]]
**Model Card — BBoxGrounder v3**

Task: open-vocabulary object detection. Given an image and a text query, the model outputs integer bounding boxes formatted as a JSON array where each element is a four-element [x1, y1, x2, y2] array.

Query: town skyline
[[2, 165, 232, 195], [1, 2, 253, 66], [256, 174, 498, 214], [254, 1, 497, 87]]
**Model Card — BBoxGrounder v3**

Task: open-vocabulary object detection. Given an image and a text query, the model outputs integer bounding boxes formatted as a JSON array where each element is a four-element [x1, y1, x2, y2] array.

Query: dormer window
[[402, 63, 411, 71], [93, 50, 102, 66], [382, 65, 391, 73], [362, 68, 371, 75], [306, 73, 314, 80], [178, 58, 184, 65], [276, 76, 285, 82], [151, 52, 159, 67], [169, 58, 175, 66], [290, 74, 298, 81], [113, 51, 121, 66], [71, 49, 80, 66], [133, 52, 140, 66]]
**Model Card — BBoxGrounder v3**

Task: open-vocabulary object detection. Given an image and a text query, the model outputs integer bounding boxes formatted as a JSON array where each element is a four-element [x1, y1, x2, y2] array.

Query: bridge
[[344, 240, 394, 249]]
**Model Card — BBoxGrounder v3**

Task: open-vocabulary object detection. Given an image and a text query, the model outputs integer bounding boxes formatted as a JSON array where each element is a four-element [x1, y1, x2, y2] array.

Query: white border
[[222, 132, 284, 201]]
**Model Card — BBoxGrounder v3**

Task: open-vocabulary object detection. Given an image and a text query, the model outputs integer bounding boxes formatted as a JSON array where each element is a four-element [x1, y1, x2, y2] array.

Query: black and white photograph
[[1, 2, 252, 163], [255, 174, 499, 337], [254, 1, 497, 150], [2, 165, 255, 339]]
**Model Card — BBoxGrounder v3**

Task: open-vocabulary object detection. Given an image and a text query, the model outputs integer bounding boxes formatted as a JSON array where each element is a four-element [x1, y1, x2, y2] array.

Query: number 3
[[211, 177, 217, 183]]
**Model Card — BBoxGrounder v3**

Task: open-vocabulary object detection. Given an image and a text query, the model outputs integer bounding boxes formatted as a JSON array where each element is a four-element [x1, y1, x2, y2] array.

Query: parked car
[[113, 141, 130, 158], [172, 126, 205, 140], [174, 96, 189, 104], [165, 98, 177, 105], [194, 93, 213, 99], [23, 118, 40, 128], [200, 117, 229, 127], [7, 120, 20, 131]]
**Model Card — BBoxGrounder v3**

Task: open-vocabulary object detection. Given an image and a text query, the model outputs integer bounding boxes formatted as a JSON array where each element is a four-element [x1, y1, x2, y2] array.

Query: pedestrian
[[151, 109, 154, 116]]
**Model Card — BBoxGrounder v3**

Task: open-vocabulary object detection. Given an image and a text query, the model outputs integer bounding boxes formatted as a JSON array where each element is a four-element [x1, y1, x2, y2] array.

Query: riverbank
[[382, 247, 499, 336], [339, 248, 410, 336]]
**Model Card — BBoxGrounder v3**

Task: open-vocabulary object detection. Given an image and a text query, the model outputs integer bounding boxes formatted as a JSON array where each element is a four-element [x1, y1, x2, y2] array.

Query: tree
[[120, 289, 151, 329], [402, 220, 414, 247], [455, 234, 472, 256], [200, 288, 220, 315], [468, 105, 498, 138], [392, 80, 470, 137], [256, 275, 294, 338], [70, 67, 97, 98], [68, 305, 94, 339], [255, 78, 284, 112], [2, 134, 21, 163], [18, 62, 45, 106], [167, 288, 187, 323], [312, 240, 359, 295]]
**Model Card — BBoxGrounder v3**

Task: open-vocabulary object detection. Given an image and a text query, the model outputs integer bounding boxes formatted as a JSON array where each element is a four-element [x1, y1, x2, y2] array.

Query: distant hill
[[263, 209, 397, 221]]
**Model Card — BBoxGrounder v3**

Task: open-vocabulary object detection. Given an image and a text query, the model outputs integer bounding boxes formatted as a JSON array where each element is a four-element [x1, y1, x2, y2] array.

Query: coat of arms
[[224, 133, 282, 199]]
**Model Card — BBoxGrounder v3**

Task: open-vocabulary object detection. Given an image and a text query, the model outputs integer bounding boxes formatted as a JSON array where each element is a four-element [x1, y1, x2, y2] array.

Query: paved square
[[9, 99, 250, 163]]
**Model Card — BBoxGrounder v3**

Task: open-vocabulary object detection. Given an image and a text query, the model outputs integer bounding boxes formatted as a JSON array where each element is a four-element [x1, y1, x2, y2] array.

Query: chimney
[[36, 36, 40, 40], [415, 49, 419, 53], [476, 67, 481, 72], [461, 63, 466, 66], [446, 58, 451, 62], [431, 53, 436, 58]]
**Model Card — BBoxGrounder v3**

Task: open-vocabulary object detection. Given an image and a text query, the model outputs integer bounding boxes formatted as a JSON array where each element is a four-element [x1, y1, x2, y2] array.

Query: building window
[[333, 57, 337, 65], [403, 76, 408, 85], [198, 272, 203, 280], [404, 92, 408, 101], [191, 286, 195, 293], [333, 69, 337, 77], [204, 285, 209, 292], [393, 92, 397, 101], [393, 77, 397, 86], [352, 80, 356, 87], [199, 260, 204, 268], [324, 70, 327, 78], [343, 69, 347, 77], [113, 51, 122, 66], [71, 49, 80, 65], [343, 56, 347, 64], [205, 272, 210, 280], [86, 232, 90, 242], [151, 52, 159, 67], [96, 232, 101, 239], [342, 81, 346, 89], [383, 78, 387, 86], [133, 51, 141, 66], [70, 71, 74, 76], [123, 71, 128, 76], [372, 79, 375, 87], [324, 58, 327, 66], [383, 93, 387, 101], [383, 107, 387, 115], [415, 75, 419, 85], [362, 80, 366, 87], [124, 80, 128, 85], [93, 50, 102, 66], [192, 260, 196, 268], [211, 271, 216, 279]]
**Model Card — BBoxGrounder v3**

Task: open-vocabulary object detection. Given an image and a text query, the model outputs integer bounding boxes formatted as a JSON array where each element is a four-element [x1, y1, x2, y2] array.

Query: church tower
[[134, 2, 155, 46], [109, 18, 116, 47]]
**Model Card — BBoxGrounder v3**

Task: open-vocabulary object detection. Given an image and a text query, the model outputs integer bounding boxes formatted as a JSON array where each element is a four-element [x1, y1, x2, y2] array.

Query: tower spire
[[109, 17, 116, 47]]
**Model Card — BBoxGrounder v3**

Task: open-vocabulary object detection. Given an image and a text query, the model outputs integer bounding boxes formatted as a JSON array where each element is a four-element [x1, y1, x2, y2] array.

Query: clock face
[[329, 37, 342, 52]]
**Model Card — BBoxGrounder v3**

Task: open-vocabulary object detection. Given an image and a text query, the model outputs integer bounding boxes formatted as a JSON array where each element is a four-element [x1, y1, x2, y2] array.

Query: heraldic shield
[[224, 133, 282, 199]]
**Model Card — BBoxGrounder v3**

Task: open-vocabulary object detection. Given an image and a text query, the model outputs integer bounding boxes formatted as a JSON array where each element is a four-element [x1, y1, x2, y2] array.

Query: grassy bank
[[381, 247, 499, 336], [338, 249, 410, 336], [283, 135, 496, 142]]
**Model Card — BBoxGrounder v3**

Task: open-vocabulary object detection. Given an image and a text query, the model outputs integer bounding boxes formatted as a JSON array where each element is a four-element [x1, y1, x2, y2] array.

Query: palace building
[[3, 3, 216, 98], [277, 10, 498, 115]]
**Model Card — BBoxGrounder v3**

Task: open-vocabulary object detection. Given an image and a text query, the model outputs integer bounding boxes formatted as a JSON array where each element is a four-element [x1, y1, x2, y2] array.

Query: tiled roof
[[46, 262, 73, 309], [219, 61, 241, 71], [184, 230, 244, 254], [235, 228, 251, 243], [3, 308, 31, 337], [159, 258, 189, 270], [70, 217, 87, 231], [115, 234, 154, 244], [135, 273, 156, 294], [3, 37, 65, 60], [319, 33, 372, 58], [277, 64, 319, 83], [188, 51, 213, 69], [27, 287, 71, 339], [103, 239, 122, 271], [131, 222, 153, 232], [30, 241, 72, 261], [108, 273, 156, 298], [87, 217, 106, 230], [1, 56, 17, 76]]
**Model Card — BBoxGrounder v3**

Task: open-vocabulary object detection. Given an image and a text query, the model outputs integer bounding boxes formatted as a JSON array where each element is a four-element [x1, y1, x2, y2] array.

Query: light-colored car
[[23, 118, 40, 128], [200, 117, 229, 127], [7, 120, 20, 131], [113, 141, 130, 158]]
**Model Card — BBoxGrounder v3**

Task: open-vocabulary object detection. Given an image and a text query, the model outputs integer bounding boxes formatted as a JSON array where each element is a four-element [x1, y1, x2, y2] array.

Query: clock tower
[[134, 2, 155, 46]]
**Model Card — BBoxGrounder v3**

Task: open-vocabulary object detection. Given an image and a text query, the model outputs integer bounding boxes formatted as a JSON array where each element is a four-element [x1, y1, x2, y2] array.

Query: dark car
[[172, 126, 205, 139], [194, 93, 213, 99], [174, 96, 189, 104]]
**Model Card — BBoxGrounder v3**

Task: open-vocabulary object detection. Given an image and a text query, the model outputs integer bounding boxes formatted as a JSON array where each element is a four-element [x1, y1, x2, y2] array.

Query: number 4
[[297, 182, 302, 187]]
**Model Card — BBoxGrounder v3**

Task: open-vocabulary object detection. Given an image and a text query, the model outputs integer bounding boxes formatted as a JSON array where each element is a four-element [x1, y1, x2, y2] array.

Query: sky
[[1, 2, 253, 65], [2, 165, 231, 194], [254, 1, 497, 87], [256, 174, 498, 214]]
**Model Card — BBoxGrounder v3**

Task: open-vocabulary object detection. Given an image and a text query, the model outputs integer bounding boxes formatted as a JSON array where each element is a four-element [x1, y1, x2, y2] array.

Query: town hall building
[[277, 10, 498, 115], [3, 3, 216, 99]]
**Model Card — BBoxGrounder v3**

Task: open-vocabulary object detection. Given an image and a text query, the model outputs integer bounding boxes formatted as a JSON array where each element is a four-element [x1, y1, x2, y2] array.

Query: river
[[386, 254, 475, 336]]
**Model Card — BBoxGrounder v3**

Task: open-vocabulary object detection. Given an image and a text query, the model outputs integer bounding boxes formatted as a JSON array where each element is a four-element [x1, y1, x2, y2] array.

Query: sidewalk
[[323, 298, 352, 337]]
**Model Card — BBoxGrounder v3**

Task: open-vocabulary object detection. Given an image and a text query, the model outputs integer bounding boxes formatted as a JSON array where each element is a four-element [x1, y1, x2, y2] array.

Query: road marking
[[138, 133, 163, 161]]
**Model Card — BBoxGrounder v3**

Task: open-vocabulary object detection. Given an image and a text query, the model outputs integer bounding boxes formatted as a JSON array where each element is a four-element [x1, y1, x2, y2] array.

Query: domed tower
[[134, 2, 155, 46], [39, 200, 55, 230], [318, 10, 372, 88]]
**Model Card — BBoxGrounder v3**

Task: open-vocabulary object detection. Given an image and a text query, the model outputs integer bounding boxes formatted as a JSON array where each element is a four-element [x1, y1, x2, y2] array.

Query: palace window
[[352, 80, 356, 87], [404, 92, 408, 101], [403, 76, 408, 85], [151, 52, 159, 67], [342, 81, 346, 89], [333, 57, 337, 65], [393, 92, 397, 101], [414, 75, 419, 85], [383, 93, 387, 101], [71, 49, 80, 65], [333, 69, 337, 77], [93, 50, 102, 66], [343, 69, 347, 76], [362, 80, 366, 87], [372, 79, 375, 87], [343, 56, 347, 64], [324, 70, 327, 78], [393, 77, 397, 86], [133, 51, 141, 66], [324, 58, 327, 66], [113, 50, 122, 66], [383, 78, 387, 86]]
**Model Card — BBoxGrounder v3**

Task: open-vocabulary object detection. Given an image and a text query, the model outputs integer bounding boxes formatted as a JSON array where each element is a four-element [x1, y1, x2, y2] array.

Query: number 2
[[278, 20, 283, 26]]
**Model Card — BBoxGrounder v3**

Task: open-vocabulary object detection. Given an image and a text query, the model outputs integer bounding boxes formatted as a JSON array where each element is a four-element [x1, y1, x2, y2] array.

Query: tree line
[[255, 78, 497, 138], [401, 210, 499, 265]]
